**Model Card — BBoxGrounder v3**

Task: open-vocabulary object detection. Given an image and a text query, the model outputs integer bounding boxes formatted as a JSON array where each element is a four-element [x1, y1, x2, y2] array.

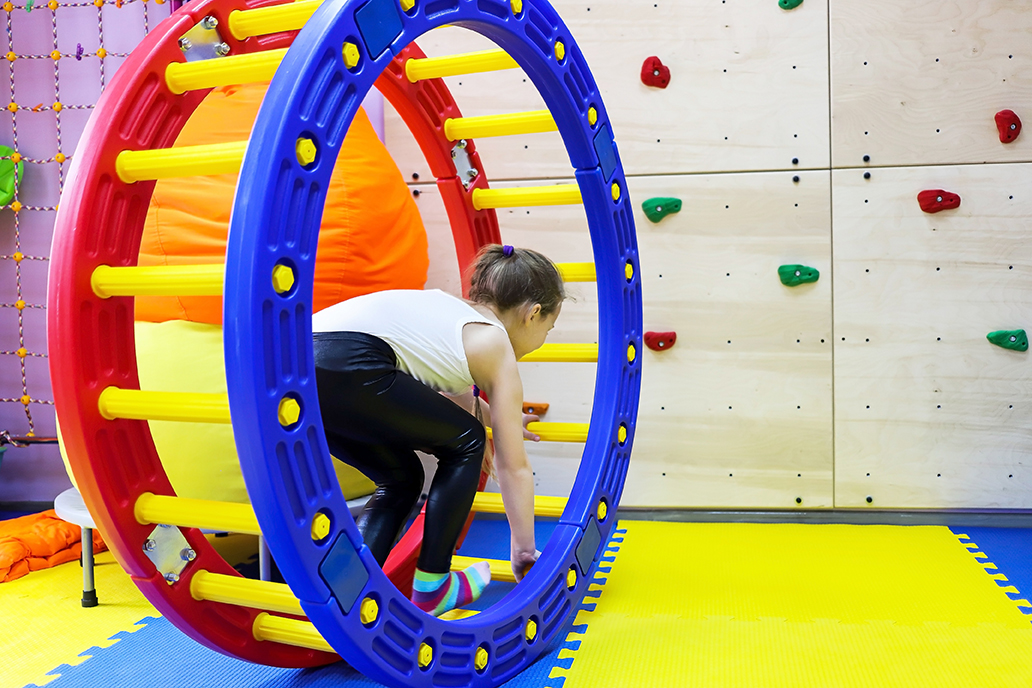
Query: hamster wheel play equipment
[[49, 0, 641, 684]]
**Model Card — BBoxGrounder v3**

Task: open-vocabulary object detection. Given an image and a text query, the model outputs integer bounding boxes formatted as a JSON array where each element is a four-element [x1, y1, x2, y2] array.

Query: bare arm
[[463, 323, 537, 579]]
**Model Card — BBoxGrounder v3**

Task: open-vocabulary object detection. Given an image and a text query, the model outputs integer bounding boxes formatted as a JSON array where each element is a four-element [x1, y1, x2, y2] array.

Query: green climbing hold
[[641, 197, 682, 224], [778, 264, 819, 287], [987, 329, 1028, 352], [0, 145, 23, 207], [779, 0, 803, 9]]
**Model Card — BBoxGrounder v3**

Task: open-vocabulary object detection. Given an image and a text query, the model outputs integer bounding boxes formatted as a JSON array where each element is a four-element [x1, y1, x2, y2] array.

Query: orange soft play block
[[135, 82, 429, 324], [0, 510, 106, 583]]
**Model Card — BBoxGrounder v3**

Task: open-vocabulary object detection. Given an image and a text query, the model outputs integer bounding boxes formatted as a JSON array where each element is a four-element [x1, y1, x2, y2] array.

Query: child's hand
[[512, 549, 540, 582], [522, 413, 540, 441]]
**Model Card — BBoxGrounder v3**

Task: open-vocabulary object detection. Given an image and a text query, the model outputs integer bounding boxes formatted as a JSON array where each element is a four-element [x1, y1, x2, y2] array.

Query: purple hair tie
[[502, 245, 515, 257]]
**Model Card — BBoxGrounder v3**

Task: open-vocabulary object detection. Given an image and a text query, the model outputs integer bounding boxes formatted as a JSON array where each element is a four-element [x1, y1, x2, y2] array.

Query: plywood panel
[[833, 163, 1032, 509], [831, 0, 1032, 168], [409, 169, 833, 507], [385, 0, 829, 181]]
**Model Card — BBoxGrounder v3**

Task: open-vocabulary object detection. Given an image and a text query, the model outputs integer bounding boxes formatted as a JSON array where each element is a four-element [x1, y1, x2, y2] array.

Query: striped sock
[[411, 562, 491, 617]]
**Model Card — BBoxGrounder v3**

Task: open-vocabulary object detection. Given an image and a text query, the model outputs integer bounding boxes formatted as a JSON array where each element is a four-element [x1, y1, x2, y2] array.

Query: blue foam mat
[[949, 525, 1032, 617], [29, 517, 603, 688]]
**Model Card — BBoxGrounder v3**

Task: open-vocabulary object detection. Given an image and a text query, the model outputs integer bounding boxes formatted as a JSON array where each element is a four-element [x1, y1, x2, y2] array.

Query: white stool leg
[[259, 534, 271, 582], [81, 527, 98, 608]]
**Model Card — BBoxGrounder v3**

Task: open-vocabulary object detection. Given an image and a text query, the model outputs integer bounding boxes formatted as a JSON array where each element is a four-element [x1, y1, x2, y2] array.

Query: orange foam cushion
[[136, 83, 428, 324]]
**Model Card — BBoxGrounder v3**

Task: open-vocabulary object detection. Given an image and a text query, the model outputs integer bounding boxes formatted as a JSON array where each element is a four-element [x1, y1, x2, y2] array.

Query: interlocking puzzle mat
[[547, 521, 1032, 688]]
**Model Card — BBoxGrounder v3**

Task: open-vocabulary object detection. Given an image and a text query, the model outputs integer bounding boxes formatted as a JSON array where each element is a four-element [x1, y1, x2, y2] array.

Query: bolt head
[[295, 137, 317, 167], [178, 38, 192, 51], [466, 168, 478, 178], [165, 572, 180, 583], [457, 139, 467, 149], [525, 619, 538, 642], [418, 642, 433, 668], [144, 539, 157, 551], [278, 397, 301, 427], [180, 548, 196, 562], [271, 264, 295, 294], [201, 15, 218, 29], [215, 42, 231, 57], [360, 597, 379, 625]]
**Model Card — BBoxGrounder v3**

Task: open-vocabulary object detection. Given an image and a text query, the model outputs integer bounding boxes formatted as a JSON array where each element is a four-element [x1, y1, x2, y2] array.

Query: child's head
[[468, 245, 566, 355]]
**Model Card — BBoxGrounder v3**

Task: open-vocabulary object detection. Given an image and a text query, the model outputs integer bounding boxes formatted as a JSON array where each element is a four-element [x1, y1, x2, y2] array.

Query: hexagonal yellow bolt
[[510, 0, 522, 14], [418, 642, 433, 668], [399, 0, 414, 10], [360, 596, 379, 625], [278, 396, 301, 427], [625, 261, 634, 280], [524, 618, 537, 643], [474, 646, 489, 671], [342, 42, 360, 69], [566, 566, 577, 590], [271, 264, 295, 294], [554, 41, 565, 62], [597, 499, 608, 522], [618, 424, 627, 444], [627, 343, 636, 364], [588, 106, 597, 126], [611, 182, 621, 202], [310, 511, 331, 541], [295, 136, 317, 167]]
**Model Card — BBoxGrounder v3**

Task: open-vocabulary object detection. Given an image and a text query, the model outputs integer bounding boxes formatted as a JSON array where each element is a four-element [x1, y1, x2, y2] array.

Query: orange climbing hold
[[640, 56, 670, 89], [995, 110, 1021, 144], [917, 189, 960, 214]]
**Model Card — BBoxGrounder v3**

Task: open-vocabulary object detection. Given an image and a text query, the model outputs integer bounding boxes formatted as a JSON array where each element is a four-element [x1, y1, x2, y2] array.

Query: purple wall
[[0, 0, 170, 502]]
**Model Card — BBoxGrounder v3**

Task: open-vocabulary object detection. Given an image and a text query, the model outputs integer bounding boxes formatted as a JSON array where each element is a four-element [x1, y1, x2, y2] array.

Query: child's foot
[[411, 562, 491, 617]]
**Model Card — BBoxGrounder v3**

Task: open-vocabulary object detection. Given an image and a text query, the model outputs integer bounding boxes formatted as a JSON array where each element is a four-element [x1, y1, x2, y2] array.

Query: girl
[[311, 244, 565, 617]]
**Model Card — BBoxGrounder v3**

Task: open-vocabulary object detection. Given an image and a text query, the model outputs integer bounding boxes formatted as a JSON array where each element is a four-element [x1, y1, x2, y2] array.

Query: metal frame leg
[[81, 527, 98, 607], [258, 534, 271, 582]]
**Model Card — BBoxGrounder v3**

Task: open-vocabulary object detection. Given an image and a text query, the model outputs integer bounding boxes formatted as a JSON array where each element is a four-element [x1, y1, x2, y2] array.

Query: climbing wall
[[388, 0, 1032, 509], [0, 0, 170, 502]]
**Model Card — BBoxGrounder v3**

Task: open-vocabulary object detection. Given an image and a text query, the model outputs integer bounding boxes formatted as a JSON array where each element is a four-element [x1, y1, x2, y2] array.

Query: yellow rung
[[472, 492, 567, 518], [253, 613, 335, 653], [444, 110, 556, 141], [227, 0, 322, 40], [99, 388, 231, 424], [135, 493, 261, 535], [191, 570, 304, 616], [520, 343, 598, 363], [405, 49, 518, 82], [166, 49, 286, 95], [116, 141, 246, 183], [91, 264, 224, 298], [486, 422, 588, 443], [451, 555, 515, 583], [471, 184, 581, 211], [556, 262, 596, 282]]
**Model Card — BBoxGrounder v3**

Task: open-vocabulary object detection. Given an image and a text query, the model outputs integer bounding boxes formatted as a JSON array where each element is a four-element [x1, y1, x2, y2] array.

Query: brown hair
[[467, 245, 566, 316]]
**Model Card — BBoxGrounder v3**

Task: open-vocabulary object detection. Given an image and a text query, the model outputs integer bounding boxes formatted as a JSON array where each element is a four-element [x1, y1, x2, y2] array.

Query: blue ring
[[224, 0, 641, 685]]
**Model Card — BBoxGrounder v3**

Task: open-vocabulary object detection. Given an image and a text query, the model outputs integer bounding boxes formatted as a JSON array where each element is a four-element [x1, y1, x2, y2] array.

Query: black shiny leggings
[[313, 331, 486, 573]]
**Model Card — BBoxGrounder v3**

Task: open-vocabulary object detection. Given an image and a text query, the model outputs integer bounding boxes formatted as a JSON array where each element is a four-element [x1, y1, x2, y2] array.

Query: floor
[[3, 516, 1032, 688]]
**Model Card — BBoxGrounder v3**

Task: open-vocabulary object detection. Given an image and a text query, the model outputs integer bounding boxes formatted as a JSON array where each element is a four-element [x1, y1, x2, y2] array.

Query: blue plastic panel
[[224, 0, 641, 686]]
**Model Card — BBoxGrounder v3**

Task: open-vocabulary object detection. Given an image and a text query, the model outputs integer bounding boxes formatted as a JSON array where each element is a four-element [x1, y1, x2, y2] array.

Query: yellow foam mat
[[0, 551, 156, 688], [551, 521, 1032, 688]]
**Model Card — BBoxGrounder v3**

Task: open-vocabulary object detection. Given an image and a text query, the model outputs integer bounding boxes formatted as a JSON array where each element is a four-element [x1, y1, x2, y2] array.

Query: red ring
[[48, 0, 497, 667]]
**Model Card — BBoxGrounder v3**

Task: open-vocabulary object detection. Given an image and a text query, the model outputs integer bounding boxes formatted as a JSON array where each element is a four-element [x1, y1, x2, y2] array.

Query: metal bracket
[[178, 15, 230, 62], [142, 523, 196, 585], [450, 140, 479, 189]]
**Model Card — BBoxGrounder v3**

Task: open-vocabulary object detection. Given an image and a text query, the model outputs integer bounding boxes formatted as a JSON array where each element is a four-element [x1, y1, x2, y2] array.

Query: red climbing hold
[[640, 56, 670, 89], [917, 189, 960, 214], [995, 109, 1022, 143], [645, 331, 677, 351]]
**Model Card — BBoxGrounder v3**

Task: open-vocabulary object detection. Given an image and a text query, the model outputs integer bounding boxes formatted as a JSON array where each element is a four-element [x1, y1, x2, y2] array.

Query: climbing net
[[0, 0, 168, 435]]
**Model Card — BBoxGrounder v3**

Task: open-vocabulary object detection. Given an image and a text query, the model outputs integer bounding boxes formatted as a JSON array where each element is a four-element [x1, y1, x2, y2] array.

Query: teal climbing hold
[[778, 264, 819, 287], [779, 0, 803, 9], [987, 329, 1028, 352], [641, 197, 682, 224], [0, 145, 23, 207]]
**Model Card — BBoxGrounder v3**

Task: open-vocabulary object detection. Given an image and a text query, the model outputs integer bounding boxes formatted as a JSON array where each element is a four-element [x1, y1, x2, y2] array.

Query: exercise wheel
[[48, 0, 642, 683]]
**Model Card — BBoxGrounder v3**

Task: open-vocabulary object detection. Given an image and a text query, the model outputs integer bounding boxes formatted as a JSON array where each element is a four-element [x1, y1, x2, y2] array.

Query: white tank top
[[312, 289, 507, 395]]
